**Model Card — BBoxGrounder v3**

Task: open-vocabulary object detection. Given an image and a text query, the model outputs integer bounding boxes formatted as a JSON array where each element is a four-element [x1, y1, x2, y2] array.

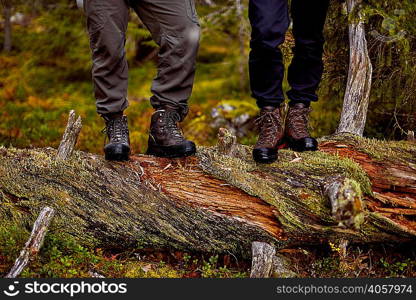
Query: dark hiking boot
[[103, 115, 130, 161], [253, 106, 285, 164], [146, 108, 196, 158], [285, 103, 318, 152]]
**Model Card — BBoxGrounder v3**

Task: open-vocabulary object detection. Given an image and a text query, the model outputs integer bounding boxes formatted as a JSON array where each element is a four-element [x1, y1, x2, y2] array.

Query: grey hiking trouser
[[85, 0, 200, 117]]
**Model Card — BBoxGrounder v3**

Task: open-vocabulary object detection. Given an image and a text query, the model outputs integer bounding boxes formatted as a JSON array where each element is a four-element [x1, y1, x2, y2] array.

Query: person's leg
[[249, 0, 289, 109], [131, 0, 200, 120], [287, 0, 330, 106], [130, 0, 200, 158], [248, 0, 289, 164], [285, 0, 330, 152], [85, 0, 130, 116], [85, 0, 130, 161]]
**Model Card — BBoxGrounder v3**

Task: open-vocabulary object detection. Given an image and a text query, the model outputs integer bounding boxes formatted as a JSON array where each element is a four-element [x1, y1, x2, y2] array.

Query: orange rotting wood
[[130, 139, 415, 241], [320, 141, 416, 230], [133, 156, 284, 239]]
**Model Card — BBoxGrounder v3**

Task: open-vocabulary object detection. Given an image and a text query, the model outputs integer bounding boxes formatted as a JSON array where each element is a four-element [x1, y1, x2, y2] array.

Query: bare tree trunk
[[2, 1, 12, 53], [337, 0, 372, 136], [236, 0, 246, 91]]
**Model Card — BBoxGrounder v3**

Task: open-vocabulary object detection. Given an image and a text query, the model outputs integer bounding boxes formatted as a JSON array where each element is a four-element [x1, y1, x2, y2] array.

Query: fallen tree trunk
[[0, 133, 415, 257]]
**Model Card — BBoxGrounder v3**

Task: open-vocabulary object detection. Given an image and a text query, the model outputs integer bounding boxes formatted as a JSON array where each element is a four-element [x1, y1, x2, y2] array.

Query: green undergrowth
[[1, 220, 415, 278], [0, 221, 248, 278]]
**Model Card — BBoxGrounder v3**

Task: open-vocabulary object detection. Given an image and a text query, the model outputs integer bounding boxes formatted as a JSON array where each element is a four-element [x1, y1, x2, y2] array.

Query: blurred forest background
[[0, 0, 414, 155]]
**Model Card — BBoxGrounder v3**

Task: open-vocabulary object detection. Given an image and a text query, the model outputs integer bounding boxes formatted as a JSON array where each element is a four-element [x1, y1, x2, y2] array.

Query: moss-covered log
[[1, 133, 415, 257]]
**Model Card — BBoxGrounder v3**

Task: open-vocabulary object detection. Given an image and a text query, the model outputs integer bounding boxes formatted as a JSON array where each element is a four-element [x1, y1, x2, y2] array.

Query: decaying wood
[[250, 242, 276, 278], [408, 131, 415, 143], [57, 110, 82, 160], [324, 176, 365, 230], [1, 133, 416, 257], [217, 128, 238, 156], [338, 239, 349, 259], [337, 0, 373, 136], [250, 242, 297, 278], [272, 253, 297, 278], [5, 207, 55, 278]]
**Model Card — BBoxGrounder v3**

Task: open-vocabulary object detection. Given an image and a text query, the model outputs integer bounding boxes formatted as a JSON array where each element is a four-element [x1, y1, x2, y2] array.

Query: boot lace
[[160, 110, 184, 141], [288, 107, 311, 138], [255, 110, 281, 145], [102, 117, 129, 144]]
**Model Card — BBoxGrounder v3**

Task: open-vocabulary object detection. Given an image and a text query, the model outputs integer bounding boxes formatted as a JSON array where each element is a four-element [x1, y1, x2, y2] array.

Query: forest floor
[[1, 210, 416, 278]]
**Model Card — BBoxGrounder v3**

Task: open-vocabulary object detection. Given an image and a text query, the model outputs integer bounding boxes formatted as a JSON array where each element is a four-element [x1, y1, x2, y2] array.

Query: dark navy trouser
[[249, 0, 330, 108]]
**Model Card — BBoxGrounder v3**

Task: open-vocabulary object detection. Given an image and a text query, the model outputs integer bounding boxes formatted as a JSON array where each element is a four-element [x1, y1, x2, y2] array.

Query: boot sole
[[146, 142, 196, 158]]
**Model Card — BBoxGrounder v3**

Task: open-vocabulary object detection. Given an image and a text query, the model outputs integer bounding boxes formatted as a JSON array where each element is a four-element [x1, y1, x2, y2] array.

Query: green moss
[[1, 134, 415, 259], [198, 134, 416, 243], [323, 133, 416, 164]]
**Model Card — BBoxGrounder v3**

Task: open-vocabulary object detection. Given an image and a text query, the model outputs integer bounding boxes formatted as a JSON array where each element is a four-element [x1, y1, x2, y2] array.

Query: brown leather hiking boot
[[146, 107, 196, 158], [285, 103, 318, 152], [253, 106, 285, 164]]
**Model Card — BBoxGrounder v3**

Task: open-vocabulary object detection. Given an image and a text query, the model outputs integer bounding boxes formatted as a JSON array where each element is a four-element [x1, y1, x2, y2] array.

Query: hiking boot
[[253, 106, 285, 164], [285, 103, 318, 152], [146, 108, 196, 158], [103, 115, 130, 161]]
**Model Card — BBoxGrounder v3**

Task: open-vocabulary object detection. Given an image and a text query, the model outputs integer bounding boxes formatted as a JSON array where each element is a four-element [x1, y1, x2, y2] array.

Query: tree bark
[[2, 1, 12, 53], [0, 134, 415, 257], [337, 0, 372, 136], [236, 0, 246, 91]]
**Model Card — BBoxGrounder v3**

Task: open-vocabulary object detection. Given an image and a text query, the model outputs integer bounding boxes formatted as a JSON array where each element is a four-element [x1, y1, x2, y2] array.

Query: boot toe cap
[[289, 137, 318, 152], [147, 140, 196, 158], [302, 137, 318, 151], [104, 143, 130, 161]]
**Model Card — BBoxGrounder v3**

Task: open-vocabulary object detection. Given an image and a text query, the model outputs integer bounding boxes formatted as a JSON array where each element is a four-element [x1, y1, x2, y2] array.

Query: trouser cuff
[[256, 98, 284, 109], [287, 90, 318, 103], [151, 95, 189, 121]]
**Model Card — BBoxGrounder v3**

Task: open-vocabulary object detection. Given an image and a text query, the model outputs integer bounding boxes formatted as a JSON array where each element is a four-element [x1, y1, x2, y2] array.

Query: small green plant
[[312, 256, 342, 278], [0, 222, 30, 275], [198, 255, 248, 278], [183, 253, 191, 268], [379, 258, 415, 277]]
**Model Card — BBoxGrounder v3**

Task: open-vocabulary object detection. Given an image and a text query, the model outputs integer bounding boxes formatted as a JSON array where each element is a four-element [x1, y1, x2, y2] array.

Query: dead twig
[[57, 110, 82, 160], [6, 207, 55, 278]]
